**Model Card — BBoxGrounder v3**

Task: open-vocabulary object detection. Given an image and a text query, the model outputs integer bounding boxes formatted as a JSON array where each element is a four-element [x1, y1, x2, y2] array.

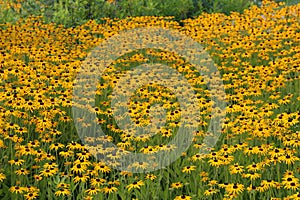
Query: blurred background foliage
[[0, 0, 298, 27]]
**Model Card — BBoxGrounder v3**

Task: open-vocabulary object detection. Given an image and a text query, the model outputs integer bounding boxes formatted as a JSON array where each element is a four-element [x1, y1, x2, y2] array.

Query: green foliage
[[215, 0, 253, 14], [0, 2, 19, 24], [275, 0, 300, 6], [156, 0, 195, 20], [51, 0, 91, 26], [1, 0, 299, 27]]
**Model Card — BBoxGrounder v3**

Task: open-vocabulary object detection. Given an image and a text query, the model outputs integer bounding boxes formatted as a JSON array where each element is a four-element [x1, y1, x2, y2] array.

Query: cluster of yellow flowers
[[0, 0, 299, 199], [0, 0, 23, 13]]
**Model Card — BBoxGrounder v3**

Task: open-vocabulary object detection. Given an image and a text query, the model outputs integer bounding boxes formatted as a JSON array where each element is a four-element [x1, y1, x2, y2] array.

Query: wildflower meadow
[[0, 0, 300, 199]]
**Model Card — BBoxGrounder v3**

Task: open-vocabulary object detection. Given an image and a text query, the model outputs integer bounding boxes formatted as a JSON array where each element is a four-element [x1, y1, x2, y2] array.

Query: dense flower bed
[[0, 0, 300, 199]]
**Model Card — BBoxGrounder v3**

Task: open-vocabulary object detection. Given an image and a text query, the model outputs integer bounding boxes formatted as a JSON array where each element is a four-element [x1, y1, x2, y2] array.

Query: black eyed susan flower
[[257, 183, 270, 193], [261, 180, 277, 188], [130, 161, 149, 170], [54, 188, 71, 197], [33, 175, 42, 181], [283, 181, 300, 190], [204, 188, 219, 196], [145, 174, 157, 181], [126, 180, 144, 191], [85, 187, 101, 195], [59, 149, 74, 158], [23, 191, 39, 200], [229, 163, 244, 175], [242, 172, 261, 180], [247, 185, 257, 192], [221, 154, 234, 164], [49, 143, 64, 151], [208, 158, 224, 168], [15, 168, 30, 176], [66, 141, 82, 150], [225, 183, 244, 195], [279, 153, 299, 165], [56, 183, 70, 189], [171, 182, 183, 189], [101, 185, 118, 194], [8, 158, 25, 166], [0, 139, 6, 148], [163, 144, 177, 152], [83, 195, 93, 200], [0, 173, 6, 182], [282, 173, 300, 190], [90, 178, 106, 187], [94, 162, 111, 173], [174, 195, 192, 200], [117, 140, 131, 149], [140, 145, 158, 154], [287, 193, 300, 199], [71, 163, 88, 174], [182, 166, 196, 174], [9, 186, 23, 194], [40, 168, 57, 177], [191, 153, 205, 161], [208, 180, 218, 186], [246, 163, 262, 172], [73, 174, 89, 183]]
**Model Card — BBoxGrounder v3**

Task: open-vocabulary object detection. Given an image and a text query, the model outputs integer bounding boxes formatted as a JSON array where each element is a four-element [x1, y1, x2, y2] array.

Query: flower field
[[0, 0, 300, 199]]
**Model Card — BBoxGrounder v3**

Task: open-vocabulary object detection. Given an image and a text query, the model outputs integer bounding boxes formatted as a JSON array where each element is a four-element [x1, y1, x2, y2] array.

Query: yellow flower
[[90, 178, 106, 187], [246, 163, 262, 172], [9, 186, 24, 194], [101, 185, 118, 194], [130, 161, 149, 170], [204, 188, 218, 196], [40, 168, 57, 177], [242, 172, 261, 180], [15, 168, 30, 176], [73, 174, 89, 183], [33, 175, 43, 181], [49, 143, 64, 151], [0, 173, 6, 182], [279, 153, 299, 165], [56, 183, 70, 189], [66, 141, 82, 150], [145, 174, 157, 181], [229, 163, 244, 175], [55, 188, 71, 196], [85, 187, 101, 195], [191, 153, 205, 161], [182, 166, 196, 173], [282, 175, 300, 190], [94, 162, 111, 173], [24, 191, 39, 200], [283, 181, 300, 190], [171, 182, 183, 189], [140, 145, 158, 154], [71, 163, 88, 174], [59, 150, 74, 158], [225, 183, 244, 195], [8, 158, 25, 166], [126, 180, 144, 191], [247, 185, 257, 192], [208, 158, 224, 167], [174, 195, 192, 200]]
